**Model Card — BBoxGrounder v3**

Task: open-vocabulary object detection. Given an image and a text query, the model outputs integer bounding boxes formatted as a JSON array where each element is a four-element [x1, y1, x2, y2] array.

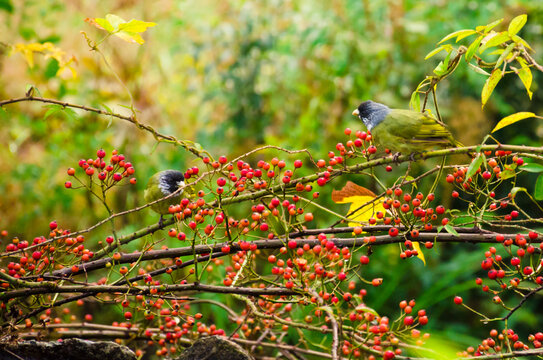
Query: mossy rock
[[176, 336, 253, 360], [0, 339, 136, 360]]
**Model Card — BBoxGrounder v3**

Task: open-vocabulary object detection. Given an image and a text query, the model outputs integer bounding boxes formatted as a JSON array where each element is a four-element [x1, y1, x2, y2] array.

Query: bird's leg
[[158, 215, 164, 228], [392, 152, 402, 164]]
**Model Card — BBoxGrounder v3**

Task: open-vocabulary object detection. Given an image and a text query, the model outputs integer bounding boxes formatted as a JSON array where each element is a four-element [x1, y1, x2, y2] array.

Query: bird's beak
[[352, 109, 359, 116]]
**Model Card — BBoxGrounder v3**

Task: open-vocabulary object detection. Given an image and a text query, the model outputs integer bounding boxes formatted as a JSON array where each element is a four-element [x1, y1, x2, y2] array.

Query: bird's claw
[[158, 215, 164, 229], [392, 152, 402, 164]]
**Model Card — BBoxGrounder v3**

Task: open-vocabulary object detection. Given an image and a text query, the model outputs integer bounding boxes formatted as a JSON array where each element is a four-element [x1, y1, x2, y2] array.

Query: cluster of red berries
[[446, 154, 525, 221], [458, 328, 542, 357], [339, 298, 429, 359], [374, 187, 449, 258], [342, 127, 377, 156], [477, 232, 542, 293], [1, 221, 96, 287], [65, 149, 136, 189], [201, 155, 329, 196]]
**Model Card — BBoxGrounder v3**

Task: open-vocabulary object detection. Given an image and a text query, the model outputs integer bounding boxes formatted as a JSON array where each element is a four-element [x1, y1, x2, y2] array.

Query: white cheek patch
[[177, 181, 185, 194], [158, 177, 171, 195]]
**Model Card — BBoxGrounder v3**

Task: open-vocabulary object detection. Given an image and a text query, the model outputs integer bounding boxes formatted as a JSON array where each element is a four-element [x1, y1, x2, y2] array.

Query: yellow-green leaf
[[516, 59, 533, 99], [410, 91, 421, 112], [481, 69, 502, 108], [114, 31, 145, 44], [411, 241, 426, 265], [467, 63, 490, 76], [465, 35, 483, 62], [437, 29, 475, 44], [484, 18, 504, 33], [105, 14, 125, 29], [94, 18, 114, 32], [536, 174, 543, 201], [511, 35, 533, 51], [492, 112, 535, 133], [479, 32, 510, 53], [465, 153, 484, 182], [425, 45, 446, 60], [118, 19, 156, 33], [494, 43, 515, 69], [508, 14, 527, 37]]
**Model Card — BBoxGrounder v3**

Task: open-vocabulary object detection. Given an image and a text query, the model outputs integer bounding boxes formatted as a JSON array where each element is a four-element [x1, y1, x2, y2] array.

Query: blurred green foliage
[[1, 0, 543, 353]]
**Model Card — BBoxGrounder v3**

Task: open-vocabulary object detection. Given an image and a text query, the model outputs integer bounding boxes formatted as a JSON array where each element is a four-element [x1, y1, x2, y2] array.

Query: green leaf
[[465, 153, 484, 182], [520, 163, 543, 173], [410, 91, 421, 112], [433, 51, 452, 76], [488, 49, 504, 56], [511, 34, 533, 51], [495, 43, 515, 69], [510, 187, 527, 199], [500, 166, 517, 180], [479, 32, 510, 53], [101, 103, 114, 128], [425, 46, 447, 60], [481, 69, 502, 108], [95, 18, 115, 32], [508, 14, 527, 37], [467, 63, 490, 76], [438, 30, 476, 44], [491, 112, 535, 133], [44, 104, 63, 120], [444, 224, 459, 237], [535, 174, 543, 201], [484, 18, 504, 33], [465, 36, 483, 62], [43, 104, 77, 121]]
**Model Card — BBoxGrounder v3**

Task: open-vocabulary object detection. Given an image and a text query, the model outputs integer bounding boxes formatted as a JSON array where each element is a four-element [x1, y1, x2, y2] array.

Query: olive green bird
[[352, 101, 463, 155], [144, 170, 185, 226]]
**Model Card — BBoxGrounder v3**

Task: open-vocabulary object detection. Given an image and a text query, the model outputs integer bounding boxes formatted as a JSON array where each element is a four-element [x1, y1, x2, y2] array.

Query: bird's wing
[[386, 110, 453, 144]]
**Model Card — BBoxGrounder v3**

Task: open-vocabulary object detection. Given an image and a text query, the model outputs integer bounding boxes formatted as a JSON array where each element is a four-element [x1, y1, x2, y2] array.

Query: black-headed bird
[[352, 100, 462, 155], [144, 170, 185, 226]]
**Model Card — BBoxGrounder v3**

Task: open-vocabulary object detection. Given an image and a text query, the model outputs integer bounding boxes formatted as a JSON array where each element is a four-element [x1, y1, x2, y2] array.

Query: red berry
[[389, 227, 399, 237], [454, 296, 463, 305], [360, 255, 370, 265]]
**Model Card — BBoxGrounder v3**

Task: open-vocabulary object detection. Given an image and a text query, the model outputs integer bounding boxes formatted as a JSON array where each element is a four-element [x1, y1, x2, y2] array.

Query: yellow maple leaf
[[332, 181, 425, 265], [12, 42, 77, 78]]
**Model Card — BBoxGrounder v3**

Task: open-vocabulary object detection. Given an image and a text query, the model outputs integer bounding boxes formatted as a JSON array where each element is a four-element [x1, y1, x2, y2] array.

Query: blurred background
[[1, 0, 543, 355]]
